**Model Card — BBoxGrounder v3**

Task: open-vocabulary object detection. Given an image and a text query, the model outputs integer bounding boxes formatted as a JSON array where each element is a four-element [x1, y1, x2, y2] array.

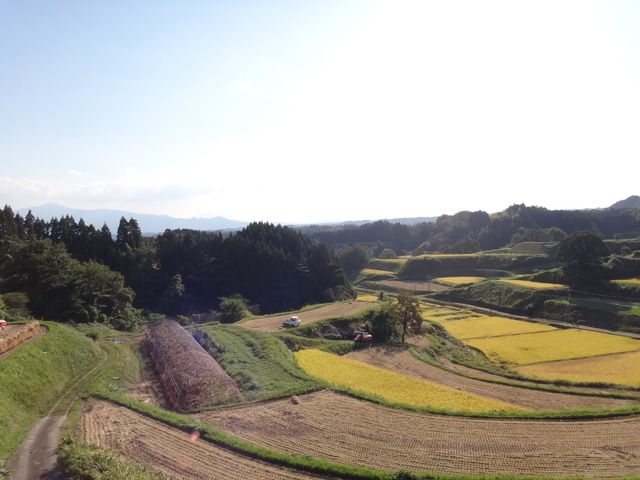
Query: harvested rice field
[[239, 302, 376, 332], [194, 389, 640, 478], [78, 399, 334, 480], [344, 346, 639, 410]]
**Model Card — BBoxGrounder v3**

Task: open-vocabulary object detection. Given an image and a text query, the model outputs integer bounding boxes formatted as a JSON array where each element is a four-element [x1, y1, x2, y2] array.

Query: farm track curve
[[343, 346, 640, 410], [10, 341, 119, 480], [194, 389, 640, 478], [79, 399, 337, 480], [239, 302, 377, 332]]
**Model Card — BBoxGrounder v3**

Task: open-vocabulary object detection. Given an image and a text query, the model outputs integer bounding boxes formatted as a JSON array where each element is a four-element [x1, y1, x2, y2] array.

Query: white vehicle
[[282, 316, 301, 328]]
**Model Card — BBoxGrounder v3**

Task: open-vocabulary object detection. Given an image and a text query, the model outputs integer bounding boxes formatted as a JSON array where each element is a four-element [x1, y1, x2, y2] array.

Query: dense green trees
[[335, 244, 373, 276], [0, 237, 136, 328], [0, 207, 353, 319], [310, 204, 640, 254]]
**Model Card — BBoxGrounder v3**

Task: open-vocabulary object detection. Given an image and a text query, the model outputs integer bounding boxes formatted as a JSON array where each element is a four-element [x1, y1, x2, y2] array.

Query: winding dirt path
[[10, 342, 117, 480]]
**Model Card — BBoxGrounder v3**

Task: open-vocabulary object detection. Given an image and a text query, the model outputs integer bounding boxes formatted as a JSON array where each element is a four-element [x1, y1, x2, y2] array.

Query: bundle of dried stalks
[[145, 319, 241, 411], [0, 321, 40, 354]]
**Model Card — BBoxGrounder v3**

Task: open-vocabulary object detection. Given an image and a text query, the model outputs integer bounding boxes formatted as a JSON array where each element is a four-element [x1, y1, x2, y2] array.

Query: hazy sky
[[2, 0, 639, 224]]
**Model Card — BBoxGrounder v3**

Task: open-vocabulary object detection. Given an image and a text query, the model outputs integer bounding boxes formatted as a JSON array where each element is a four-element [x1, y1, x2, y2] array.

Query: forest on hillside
[[310, 204, 640, 254], [0, 205, 352, 328], [2, 202, 639, 330]]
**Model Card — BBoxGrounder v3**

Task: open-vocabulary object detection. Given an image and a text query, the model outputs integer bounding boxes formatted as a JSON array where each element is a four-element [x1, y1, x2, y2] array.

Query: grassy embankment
[[195, 324, 324, 403], [0, 322, 103, 461]]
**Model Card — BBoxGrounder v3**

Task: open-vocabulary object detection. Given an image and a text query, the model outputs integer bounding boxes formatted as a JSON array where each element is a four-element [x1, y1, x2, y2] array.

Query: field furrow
[[194, 390, 640, 478], [79, 399, 334, 480], [344, 346, 639, 410]]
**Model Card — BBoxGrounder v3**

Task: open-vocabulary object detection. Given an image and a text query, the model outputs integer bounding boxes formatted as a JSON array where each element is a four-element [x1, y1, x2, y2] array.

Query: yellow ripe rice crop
[[421, 304, 471, 322], [356, 294, 380, 302], [467, 329, 640, 365], [442, 316, 556, 340], [436, 276, 484, 285], [612, 278, 640, 286], [362, 269, 395, 276], [498, 279, 567, 289], [516, 351, 640, 387], [294, 349, 527, 413], [416, 253, 478, 259]]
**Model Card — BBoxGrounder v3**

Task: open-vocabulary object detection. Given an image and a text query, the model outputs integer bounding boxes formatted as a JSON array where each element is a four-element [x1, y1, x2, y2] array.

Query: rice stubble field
[[79, 399, 335, 480], [194, 389, 640, 478]]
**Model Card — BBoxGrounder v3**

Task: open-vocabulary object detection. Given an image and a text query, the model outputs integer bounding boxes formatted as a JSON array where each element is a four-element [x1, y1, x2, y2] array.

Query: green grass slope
[[0, 322, 103, 460], [195, 324, 323, 403]]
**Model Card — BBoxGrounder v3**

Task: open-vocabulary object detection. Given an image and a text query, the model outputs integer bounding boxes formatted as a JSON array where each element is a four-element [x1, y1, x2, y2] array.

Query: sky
[[1, 0, 640, 225]]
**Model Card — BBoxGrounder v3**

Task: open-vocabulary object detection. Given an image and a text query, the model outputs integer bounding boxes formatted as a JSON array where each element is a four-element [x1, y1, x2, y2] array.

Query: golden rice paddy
[[467, 329, 640, 365], [436, 276, 484, 285], [294, 349, 527, 413], [516, 350, 640, 387], [499, 279, 568, 289], [442, 316, 557, 340], [356, 294, 380, 302], [612, 278, 640, 286], [361, 268, 395, 276]]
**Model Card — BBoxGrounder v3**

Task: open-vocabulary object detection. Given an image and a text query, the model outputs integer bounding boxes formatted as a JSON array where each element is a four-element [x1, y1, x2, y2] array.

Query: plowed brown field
[[79, 399, 335, 480], [344, 346, 639, 410], [239, 302, 376, 332], [194, 390, 640, 478]]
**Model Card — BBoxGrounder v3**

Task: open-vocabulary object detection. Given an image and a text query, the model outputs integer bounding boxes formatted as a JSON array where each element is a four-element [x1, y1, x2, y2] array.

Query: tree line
[[0, 205, 353, 328], [311, 204, 640, 254]]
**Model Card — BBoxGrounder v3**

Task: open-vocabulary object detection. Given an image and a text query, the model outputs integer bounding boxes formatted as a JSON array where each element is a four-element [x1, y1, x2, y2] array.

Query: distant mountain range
[[17, 196, 638, 235], [18, 203, 248, 235], [17, 203, 439, 234], [610, 195, 640, 209]]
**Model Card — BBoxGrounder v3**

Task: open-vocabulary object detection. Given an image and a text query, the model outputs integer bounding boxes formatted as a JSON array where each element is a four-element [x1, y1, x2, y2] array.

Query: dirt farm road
[[10, 343, 115, 480], [239, 301, 377, 332]]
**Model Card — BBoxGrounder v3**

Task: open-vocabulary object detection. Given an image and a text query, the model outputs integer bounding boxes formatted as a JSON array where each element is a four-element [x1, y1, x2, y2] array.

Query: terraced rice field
[[441, 316, 557, 340], [194, 389, 640, 478], [79, 399, 333, 480], [344, 346, 638, 410], [467, 329, 640, 365], [294, 349, 527, 413], [499, 279, 567, 289], [421, 302, 482, 321], [355, 294, 379, 302], [517, 350, 640, 387], [375, 279, 449, 292], [436, 276, 484, 285], [239, 302, 376, 332], [612, 278, 640, 286], [361, 268, 394, 276]]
